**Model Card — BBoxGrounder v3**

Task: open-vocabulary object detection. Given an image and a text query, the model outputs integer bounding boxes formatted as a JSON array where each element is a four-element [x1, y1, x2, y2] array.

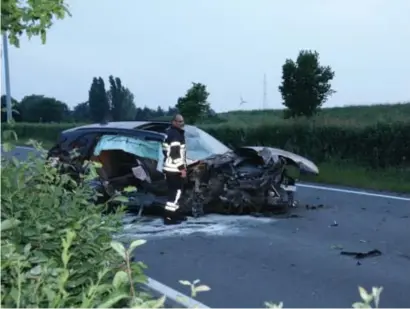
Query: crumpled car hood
[[234, 146, 319, 175]]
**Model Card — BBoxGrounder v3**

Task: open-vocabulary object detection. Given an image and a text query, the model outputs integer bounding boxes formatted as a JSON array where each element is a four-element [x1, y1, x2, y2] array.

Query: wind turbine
[[239, 96, 247, 106]]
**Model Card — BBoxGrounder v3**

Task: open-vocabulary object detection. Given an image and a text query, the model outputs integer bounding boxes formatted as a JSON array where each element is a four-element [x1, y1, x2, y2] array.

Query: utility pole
[[2, 32, 13, 123], [262, 73, 267, 110]]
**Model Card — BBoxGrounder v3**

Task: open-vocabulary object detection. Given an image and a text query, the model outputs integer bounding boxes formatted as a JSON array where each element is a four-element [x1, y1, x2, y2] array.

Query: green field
[[217, 102, 410, 125], [3, 102, 410, 193]]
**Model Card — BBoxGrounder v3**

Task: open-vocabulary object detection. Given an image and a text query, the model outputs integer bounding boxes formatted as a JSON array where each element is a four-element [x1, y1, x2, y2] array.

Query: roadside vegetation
[[0, 0, 403, 307]]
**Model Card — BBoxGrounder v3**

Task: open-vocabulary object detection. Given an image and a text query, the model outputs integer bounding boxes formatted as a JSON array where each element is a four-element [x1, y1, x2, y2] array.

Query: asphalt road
[[3, 146, 410, 308]]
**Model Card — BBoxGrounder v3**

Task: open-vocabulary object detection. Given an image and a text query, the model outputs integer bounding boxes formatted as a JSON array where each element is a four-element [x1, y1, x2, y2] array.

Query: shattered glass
[[93, 134, 160, 161]]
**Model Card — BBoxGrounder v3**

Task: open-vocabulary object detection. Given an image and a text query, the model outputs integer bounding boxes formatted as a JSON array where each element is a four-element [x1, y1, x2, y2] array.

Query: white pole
[[263, 73, 267, 110], [2, 32, 13, 122]]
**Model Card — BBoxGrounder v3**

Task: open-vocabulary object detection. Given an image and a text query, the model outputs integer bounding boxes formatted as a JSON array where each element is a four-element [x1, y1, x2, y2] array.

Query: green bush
[[203, 120, 410, 168], [3, 118, 410, 168], [0, 140, 163, 308]]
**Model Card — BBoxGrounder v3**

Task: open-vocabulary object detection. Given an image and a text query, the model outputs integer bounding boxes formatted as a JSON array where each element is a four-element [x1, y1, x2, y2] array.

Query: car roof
[[62, 121, 197, 133], [62, 121, 154, 132]]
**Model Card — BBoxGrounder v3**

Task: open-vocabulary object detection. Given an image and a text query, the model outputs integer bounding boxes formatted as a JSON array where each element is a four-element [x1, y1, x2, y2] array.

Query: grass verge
[[300, 162, 410, 194], [8, 137, 409, 194]]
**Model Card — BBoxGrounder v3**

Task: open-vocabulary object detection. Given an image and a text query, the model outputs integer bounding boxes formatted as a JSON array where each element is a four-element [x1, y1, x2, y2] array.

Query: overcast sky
[[2, 0, 409, 112]]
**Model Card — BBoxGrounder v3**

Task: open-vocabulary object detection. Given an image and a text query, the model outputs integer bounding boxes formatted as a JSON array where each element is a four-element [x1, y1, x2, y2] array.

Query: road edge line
[[141, 277, 211, 308], [298, 183, 410, 201]]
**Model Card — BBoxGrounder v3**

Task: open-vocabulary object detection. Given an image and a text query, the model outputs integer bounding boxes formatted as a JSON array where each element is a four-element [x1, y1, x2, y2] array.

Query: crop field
[[217, 102, 410, 126]]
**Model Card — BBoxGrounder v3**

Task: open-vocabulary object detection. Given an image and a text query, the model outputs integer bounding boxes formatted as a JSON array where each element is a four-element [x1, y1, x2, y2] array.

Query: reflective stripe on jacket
[[162, 126, 186, 173]]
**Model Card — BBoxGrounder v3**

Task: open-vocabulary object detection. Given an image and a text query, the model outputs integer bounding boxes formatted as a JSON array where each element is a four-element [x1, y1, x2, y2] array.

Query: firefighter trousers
[[164, 171, 184, 213]]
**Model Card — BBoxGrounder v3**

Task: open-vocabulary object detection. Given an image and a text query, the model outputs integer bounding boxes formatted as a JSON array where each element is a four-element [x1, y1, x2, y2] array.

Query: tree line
[[2, 50, 336, 124], [1, 75, 214, 124]]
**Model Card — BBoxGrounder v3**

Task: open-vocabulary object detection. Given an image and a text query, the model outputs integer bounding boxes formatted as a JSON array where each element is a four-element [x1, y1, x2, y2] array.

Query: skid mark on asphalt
[[115, 214, 278, 240]]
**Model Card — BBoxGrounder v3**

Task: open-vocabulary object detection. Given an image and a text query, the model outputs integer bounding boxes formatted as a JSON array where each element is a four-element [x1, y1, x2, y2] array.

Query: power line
[[262, 73, 267, 109]]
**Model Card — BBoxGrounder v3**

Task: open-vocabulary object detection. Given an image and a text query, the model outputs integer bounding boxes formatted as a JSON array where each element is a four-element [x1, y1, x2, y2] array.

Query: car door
[[128, 131, 168, 195], [90, 129, 168, 195]]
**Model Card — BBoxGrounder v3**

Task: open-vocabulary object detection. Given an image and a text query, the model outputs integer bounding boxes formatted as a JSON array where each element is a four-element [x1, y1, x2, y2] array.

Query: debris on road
[[329, 220, 338, 227], [287, 214, 301, 218], [306, 204, 317, 210], [305, 204, 325, 210], [398, 252, 410, 261], [340, 249, 382, 260]]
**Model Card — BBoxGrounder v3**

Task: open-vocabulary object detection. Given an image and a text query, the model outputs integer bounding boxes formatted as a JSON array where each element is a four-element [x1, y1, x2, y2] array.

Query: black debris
[[250, 212, 265, 218], [288, 214, 301, 218], [340, 249, 382, 259], [398, 253, 410, 261]]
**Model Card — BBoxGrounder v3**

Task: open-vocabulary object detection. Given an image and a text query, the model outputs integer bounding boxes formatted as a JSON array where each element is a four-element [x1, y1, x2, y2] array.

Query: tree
[[166, 106, 178, 116], [19, 94, 70, 122], [135, 106, 171, 121], [1, 95, 21, 122], [176, 82, 210, 124], [1, 0, 71, 47], [107, 75, 136, 121], [88, 77, 110, 123], [156, 106, 165, 117], [72, 101, 90, 122], [278, 50, 335, 118]]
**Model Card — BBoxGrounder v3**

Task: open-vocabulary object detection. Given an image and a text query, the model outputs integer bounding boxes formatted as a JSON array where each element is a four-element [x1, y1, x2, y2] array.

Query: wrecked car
[[47, 121, 319, 217]]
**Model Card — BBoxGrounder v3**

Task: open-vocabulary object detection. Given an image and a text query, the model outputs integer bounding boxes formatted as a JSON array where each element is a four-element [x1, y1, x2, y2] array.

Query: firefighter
[[162, 114, 188, 225]]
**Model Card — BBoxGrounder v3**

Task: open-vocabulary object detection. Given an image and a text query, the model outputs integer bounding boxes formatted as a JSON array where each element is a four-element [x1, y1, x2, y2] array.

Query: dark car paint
[[49, 126, 165, 159]]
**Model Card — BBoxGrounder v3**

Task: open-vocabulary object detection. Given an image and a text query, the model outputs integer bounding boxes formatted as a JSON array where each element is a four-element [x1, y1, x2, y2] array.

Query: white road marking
[[1, 145, 38, 151], [298, 183, 410, 202], [14, 146, 37, 151], [146, 277, 210, 308]]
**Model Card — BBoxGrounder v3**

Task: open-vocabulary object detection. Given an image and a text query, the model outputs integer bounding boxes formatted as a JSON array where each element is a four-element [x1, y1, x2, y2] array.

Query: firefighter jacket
[[162, 125, 186, 173]]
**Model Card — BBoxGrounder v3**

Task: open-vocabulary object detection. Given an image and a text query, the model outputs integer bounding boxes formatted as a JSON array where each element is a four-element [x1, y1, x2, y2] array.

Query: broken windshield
[[184, 126, 231, 161], [93, 134, 160, 161]]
